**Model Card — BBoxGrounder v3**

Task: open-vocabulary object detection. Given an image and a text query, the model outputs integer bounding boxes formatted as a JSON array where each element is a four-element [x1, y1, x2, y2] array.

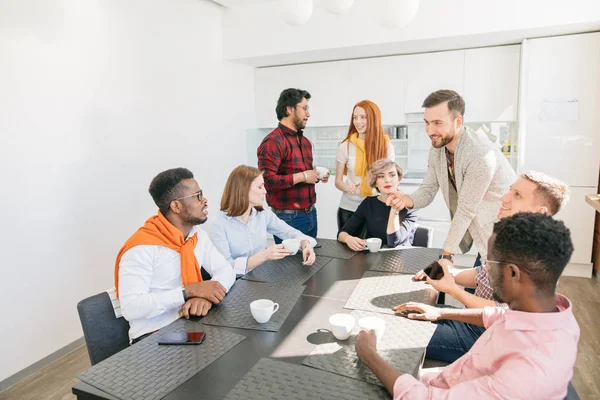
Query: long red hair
[[342, 100, 389, 166]]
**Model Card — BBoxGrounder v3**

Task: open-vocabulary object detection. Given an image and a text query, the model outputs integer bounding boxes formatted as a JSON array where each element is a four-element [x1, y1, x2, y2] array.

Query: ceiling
[[210, 0, 276, 9]]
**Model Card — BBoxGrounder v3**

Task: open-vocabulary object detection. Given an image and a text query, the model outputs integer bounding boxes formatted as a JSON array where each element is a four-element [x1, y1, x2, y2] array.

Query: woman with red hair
[[334, 100, 395, 232]]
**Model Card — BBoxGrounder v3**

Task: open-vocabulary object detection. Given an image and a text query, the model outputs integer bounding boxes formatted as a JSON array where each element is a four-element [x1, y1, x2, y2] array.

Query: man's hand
[[345, 235, 366, 252], [425, 259, 459, 295], [262, 244, 292, 261], [185, 281, 226, 304], [393, 302, 443, 321], [355, 329, 378, 360], [385, 191, 414, 211], [320, 170, 331, 183], [179, 297, 212, 319], [413, 269, 427, 281], [302, 244, 316, 266], [304, 169, 320, 184]]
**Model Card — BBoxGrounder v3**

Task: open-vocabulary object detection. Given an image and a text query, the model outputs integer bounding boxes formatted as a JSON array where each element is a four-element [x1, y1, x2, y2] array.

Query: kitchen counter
[[585, 194, 600, 213]]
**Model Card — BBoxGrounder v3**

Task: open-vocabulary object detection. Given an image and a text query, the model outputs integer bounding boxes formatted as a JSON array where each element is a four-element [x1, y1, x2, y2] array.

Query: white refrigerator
[[518, 33, 600, 277]]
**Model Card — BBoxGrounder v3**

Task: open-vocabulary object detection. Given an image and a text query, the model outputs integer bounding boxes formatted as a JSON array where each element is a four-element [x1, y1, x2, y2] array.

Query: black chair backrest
[[77, 292, 130, 365], [412, 225, 433, 248]]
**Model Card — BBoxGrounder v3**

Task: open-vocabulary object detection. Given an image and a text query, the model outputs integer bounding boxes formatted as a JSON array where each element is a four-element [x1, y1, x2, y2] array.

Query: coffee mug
[[329, 313, 355, 340], [250, 299, 280, 323], [358, 316, 386, 342], [366, 238, 382, 253], [282, 239, 300, 254], [316, 166, 329, 179]]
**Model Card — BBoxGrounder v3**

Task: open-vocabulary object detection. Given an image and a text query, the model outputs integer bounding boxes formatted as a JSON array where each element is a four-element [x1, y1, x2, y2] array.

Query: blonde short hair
[[367, 159, 403, 191], [520, 170, 569, 215]]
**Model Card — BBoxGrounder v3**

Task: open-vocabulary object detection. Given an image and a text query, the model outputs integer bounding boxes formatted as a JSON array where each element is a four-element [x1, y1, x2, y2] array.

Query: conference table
[[72, 239, 441, 400]]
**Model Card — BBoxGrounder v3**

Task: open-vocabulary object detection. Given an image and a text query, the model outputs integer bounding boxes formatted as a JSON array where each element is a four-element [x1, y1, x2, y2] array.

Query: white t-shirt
[[336, 140, 395, 212]]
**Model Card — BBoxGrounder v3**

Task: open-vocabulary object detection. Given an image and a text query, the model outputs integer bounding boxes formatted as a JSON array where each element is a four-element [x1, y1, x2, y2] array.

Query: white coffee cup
[[366, 238, 382, 253], [329, 313, 355, 340], [358, 316, 386, 342], [316, 166, 329, 179], [250, 299, 280, 323], [282, 239, 300, 254]]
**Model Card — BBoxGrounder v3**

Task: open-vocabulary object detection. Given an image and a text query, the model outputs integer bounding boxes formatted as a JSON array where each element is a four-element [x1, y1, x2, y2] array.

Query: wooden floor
[[1, 276, 599, 400]]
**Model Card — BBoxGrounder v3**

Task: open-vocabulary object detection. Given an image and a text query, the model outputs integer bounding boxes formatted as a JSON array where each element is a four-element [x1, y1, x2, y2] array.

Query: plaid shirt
[[257, 123, 316, 210], [475, 266, 508, 308]]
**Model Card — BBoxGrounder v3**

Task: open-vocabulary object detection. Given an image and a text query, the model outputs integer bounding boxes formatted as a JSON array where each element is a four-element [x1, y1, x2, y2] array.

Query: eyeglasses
[[172, 190, 203, 202], [484, 259, 536, 275]]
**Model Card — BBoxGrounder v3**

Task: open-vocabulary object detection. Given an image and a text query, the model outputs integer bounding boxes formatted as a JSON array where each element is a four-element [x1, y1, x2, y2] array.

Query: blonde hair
[[520, 170, 569, 215], [367, 159, 403, 191], [220, 165, 264, 217]]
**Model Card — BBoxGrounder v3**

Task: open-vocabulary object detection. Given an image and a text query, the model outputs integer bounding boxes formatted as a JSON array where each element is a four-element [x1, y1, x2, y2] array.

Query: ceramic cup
[[316, 166, 329, 179], [366, 238, 382, 253], [250, 299, 280, 323], [282, 239, 300, 254], [328, 313, 356, 340], [358, 316, 386, 342]]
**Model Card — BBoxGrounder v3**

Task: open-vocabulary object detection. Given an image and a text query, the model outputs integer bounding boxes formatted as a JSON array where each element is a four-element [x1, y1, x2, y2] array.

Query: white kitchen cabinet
[[348, 56, 406, 125], [403, 50, 465, 113], [254, 61, 352, 128], [464, 46, 520, 122]]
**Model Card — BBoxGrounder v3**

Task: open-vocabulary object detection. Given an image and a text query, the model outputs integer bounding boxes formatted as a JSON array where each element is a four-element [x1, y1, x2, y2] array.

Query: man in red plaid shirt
[[257, 88, 330, 243]]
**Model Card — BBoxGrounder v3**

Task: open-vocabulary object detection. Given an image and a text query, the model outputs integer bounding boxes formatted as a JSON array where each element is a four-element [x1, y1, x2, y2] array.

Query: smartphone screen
[[423, 261, 445, 280], [158, 331, 206, 345]]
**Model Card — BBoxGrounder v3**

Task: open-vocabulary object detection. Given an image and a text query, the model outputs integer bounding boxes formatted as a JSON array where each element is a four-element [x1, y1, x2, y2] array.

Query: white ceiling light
[[323, 0, 355, 15], [372, 0, 420, 29], [281, 0, 314, 26]]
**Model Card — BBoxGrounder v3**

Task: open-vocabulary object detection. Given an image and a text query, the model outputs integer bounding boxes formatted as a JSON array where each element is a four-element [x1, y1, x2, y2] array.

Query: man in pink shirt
[[355, 212, 579, 399]]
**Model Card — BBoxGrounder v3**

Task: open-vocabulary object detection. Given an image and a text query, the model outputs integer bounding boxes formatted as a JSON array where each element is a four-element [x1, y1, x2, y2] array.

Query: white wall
[[0, 0, 255, 382], [222, 0, 600, 66]]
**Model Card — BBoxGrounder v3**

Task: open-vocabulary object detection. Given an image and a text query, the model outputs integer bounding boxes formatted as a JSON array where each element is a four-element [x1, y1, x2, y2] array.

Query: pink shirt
[[393, 294, 580, 400]]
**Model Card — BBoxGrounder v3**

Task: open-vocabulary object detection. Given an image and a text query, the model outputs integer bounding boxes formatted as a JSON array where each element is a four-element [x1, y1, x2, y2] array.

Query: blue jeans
[[426, 317, 486, 363], [273, 208, 318, 244]]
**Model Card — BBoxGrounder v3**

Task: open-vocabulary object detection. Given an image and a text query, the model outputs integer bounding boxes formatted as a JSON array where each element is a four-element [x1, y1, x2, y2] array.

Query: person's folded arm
[[199, 231, 236, 292], [393, 355, 546, 399], [387, 208, 418, 247], [118, 246, 184, 322], [258, 138, 300, 192]]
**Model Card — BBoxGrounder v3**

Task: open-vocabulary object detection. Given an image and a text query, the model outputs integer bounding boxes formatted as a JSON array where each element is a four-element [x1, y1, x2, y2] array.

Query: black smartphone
[[158, 331, 206, 345], [423, 261, 445, 280]]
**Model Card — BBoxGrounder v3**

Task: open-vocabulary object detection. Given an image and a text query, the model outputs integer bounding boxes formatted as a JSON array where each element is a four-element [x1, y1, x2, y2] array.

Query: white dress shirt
[[210, 208, 317, 275], [118, 226, 235, 340]]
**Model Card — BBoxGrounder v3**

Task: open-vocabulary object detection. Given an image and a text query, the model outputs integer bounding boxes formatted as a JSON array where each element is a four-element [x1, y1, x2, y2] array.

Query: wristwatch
[[182, 286, 188, 302], [439, 254, 454, 262]]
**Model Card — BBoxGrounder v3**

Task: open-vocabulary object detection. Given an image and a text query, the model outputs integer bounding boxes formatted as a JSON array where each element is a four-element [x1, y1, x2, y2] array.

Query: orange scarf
[[114, 211, 202, 297]]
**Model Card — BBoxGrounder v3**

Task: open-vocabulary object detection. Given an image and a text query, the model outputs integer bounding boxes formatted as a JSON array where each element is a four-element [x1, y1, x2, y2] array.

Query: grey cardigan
[[409, 126, 515, 261]]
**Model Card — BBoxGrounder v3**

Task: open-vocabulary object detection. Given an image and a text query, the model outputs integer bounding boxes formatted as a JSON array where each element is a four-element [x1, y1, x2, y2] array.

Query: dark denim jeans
[[426, 316, 486, 363], [273, 208, 318, 244]]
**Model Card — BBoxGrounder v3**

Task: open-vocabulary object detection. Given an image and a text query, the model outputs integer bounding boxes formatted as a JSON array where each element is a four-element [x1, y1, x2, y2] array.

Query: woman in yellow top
[[334, 100, 395, 232]]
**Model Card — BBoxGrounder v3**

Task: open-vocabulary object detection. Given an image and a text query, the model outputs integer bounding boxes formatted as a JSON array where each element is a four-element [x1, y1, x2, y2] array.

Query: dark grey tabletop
[[73, 245, 440, 400]]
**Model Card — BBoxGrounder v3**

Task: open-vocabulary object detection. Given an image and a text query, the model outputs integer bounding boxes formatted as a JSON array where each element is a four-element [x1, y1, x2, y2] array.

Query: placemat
[[223, 358, 390, 400], [314, 238, 358, 260], [344, 271, 438, 314], [367, 248, 442, 274], [302, 310, 437, 386], [241, 254, 332, 286], [78, 320, 245, 400], [200, 279, 305, 332]]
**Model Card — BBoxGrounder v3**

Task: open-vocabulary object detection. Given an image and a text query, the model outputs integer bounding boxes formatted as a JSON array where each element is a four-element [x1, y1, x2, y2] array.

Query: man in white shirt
[[115, 168, 235, 342]]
